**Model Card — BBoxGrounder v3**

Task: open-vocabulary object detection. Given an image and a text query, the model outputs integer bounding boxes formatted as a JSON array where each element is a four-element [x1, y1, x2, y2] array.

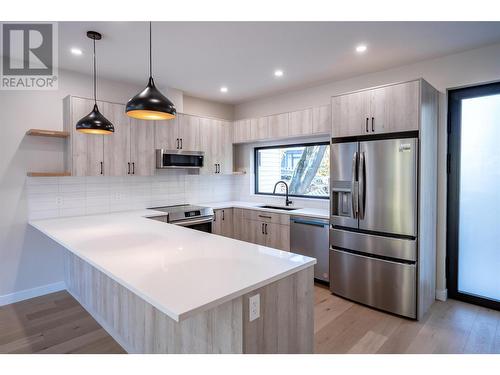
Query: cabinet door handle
[[180, 138, 183, 149], [132, 162, 135, 175], [222, 209, 225, 221], [261, 223, 265, 234], [127, 162, 131, 175], [264, 223, 268, 235], [258, 214, 272, 219], [214, 212, 217, 222], [100, 161, 103, 175], [371, 117, 374, 132], [365, 117, 369, 133], [176, 138, 179, 149]]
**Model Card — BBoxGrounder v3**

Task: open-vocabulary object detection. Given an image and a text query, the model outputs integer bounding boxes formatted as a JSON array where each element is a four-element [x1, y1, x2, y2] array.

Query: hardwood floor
[[0, 290, 124, 354], [1, 286, 499, 354], [314, 284, 500, 354]]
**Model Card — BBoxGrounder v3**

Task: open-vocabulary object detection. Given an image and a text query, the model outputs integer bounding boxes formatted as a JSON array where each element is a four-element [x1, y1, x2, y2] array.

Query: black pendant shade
[[126, 22, 176, 121], [126, 76, 176, 120], [76, 103, 115, 134], [76, 31, 114, 135]]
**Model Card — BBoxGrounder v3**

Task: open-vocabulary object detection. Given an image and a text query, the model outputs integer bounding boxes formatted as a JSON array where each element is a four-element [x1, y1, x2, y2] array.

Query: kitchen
[[1, 15, 500, 365]]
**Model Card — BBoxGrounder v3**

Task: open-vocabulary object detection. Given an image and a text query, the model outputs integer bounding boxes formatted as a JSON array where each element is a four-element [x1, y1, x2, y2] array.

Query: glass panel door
[[448, 82, 500, 310]]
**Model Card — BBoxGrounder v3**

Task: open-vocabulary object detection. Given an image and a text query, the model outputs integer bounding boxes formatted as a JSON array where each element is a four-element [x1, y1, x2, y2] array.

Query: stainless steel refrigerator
[[330, 136, 418, 318]]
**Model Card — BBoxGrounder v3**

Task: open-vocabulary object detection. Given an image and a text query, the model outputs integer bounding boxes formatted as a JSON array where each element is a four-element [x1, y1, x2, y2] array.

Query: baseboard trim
[[435, 288, 448, 301], [0, 281, 66, 306]]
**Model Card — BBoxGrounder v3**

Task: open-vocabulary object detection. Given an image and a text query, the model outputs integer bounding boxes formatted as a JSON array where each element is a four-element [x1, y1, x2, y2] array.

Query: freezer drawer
[[290, 217, 329, 282], [330, 249, 417, 318], [330, 228, 417, 262]]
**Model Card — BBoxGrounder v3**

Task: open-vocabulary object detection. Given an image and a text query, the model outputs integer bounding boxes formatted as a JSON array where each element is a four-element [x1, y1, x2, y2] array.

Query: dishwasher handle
[[290, 218, 328, 228]]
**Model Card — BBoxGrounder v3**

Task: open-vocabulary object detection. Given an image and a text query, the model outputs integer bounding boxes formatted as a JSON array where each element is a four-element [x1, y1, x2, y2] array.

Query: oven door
[[172, 216, 213, 233]]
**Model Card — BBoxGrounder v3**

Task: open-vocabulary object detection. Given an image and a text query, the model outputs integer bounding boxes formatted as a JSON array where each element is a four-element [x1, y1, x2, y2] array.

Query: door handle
[[176, 138, 179, 149], [132, 162, 135, 175], [258, 214, 272, 219], [100, 161, 103, 175], [214, 163, 217, 174], [371, 117, 374, 132], [261, 223, 265, 234], [351, 151, 358, 219], [214, 211, 217, 222], [264, 223, 268, 235], [222, 209, 225, 221], [358, 152, 366, 220], [365, 118, 369, 133], [127, 162, 131, 175], [180, 138, 183, 149]]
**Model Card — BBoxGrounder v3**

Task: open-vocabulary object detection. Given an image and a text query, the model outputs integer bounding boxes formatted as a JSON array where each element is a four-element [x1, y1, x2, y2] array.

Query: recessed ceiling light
[[356, 44, 367, 53], [71, 48, 83, 56], [220, 86, 228, 93], [274, 69, 284, 77]]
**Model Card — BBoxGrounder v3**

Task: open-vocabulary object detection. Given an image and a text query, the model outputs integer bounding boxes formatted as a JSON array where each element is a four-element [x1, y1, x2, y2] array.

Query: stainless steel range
[[148, 204, 214, 233]]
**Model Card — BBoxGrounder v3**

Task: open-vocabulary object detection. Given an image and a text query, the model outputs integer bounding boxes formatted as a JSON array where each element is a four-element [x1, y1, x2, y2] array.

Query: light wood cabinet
[[213, 208, 233, 237], [200, 118, 233, 175], [250, 117, 269, 141], [332, 80, 421, 137], [103, 102, 130, 176], [199, 117, 219, 175], [232, 208, 244, 240], [369, 80, 420, 134], [332, 90, 370, 137], [241, 218, 267, 246], [265, 222, 290, 251], [129, 118, 155, 176], [178, 114, 200, 151], [233, 119, 251, 143], [288, 108, 313, 137], [155, 114, 200, 151], [268, 113, 289, 139], [312, 104, 331, 135], [154, 116, 178, 150], [65, 96, 104, 177]]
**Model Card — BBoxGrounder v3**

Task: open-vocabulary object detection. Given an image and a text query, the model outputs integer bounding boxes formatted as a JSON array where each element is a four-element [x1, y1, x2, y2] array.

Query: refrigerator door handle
[[351, 151, 358, 219], [358, 152, 366, 220]]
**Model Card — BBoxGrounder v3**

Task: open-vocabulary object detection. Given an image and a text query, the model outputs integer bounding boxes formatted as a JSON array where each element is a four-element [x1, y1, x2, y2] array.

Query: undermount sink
[[258, 205, 299, 211]]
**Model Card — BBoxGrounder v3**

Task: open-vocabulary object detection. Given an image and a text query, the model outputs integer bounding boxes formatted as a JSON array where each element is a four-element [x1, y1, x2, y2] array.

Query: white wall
[[0, 67, 226, 303], [183, 95, 234, 120], [235, 42, 500, 299]]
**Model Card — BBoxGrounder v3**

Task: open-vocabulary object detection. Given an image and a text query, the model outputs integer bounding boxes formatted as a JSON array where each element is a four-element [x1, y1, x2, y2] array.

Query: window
[[254, 142, 330, 199]]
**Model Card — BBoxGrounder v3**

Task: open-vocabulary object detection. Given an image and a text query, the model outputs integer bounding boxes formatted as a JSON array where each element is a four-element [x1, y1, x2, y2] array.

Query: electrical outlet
[[249, 293, 260, 322]]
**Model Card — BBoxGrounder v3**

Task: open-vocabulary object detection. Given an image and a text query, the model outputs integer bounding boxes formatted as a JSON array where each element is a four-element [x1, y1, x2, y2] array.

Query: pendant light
[[76, 31, 114, 134], [126, 22, 176, 120]]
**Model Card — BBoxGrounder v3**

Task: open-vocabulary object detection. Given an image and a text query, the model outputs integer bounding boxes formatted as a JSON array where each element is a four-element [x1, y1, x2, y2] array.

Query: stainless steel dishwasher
[[290, 216, 329, 283]]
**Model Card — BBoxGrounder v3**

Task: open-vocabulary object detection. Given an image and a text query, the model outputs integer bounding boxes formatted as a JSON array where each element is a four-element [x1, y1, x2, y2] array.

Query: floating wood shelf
[[27, 172, 71, 177], [26, 129, 69, 138]]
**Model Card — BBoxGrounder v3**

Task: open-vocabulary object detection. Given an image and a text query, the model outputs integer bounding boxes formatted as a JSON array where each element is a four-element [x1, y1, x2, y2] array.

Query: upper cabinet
[[250, 117, 269, 141], [155, 114, 200, 151], [289, 108, 312, 137], [200, 118, 233, 175], [232, 104, 331, 144], [312, 104, 331, 135], [129, 118, 155, 176], [332, 80, 421, 138], [268, 113, 289, 139], [233, 119, 251, 143]]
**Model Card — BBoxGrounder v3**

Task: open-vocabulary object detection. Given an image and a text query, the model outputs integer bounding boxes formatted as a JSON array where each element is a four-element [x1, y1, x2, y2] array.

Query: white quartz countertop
[[30, 209, 316, 322], [200, 201, 329, 220]]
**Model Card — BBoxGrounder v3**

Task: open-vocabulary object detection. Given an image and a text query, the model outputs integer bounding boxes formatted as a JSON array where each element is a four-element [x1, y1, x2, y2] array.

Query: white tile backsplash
[[26, 173, 239, 220]]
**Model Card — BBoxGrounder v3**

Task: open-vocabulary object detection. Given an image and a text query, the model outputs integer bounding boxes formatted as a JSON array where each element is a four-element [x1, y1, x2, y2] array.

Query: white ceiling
[[58, 22, 500, 104]]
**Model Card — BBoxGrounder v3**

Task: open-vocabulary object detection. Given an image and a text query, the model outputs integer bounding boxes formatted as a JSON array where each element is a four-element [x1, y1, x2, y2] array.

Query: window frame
[[254, 141, 330, 200]]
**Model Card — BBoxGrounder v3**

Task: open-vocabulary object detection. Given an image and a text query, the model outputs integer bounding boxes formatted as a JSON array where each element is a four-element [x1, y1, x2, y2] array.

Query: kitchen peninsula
[[29, 209, 315, 354]]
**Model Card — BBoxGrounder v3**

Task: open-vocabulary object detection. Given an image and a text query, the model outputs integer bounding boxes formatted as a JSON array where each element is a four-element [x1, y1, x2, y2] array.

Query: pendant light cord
[[93, 36, 97, 105], [149, 21, 152, 78]]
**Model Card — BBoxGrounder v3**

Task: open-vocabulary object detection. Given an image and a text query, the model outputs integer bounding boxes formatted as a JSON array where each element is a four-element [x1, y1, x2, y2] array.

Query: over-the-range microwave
[[156, 149, 204, 169]]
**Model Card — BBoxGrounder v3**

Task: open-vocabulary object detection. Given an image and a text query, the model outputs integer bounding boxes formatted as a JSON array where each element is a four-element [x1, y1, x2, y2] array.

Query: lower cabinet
[[232, 208, 290, 251], [213, 208, 233, 237]]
